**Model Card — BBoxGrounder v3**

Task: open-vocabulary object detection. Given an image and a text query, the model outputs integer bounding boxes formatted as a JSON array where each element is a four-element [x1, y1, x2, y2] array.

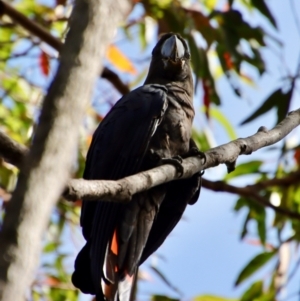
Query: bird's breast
[[149, 101, 193, 158]]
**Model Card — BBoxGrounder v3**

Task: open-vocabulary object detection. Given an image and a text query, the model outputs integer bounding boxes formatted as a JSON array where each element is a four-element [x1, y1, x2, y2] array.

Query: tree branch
[[0, 131, 28, 168], [247, 171, 300, 189], [0, 0, 131, 300], [62, 104, 300, 202], [54, 108, 300, 200], [0, 109, 299, 202], [202, 178, 300, 219], [0, 0, 130, 95]]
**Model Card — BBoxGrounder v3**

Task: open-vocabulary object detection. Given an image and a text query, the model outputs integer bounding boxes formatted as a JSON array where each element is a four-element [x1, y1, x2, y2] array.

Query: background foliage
[[0, 0, 300, 300]]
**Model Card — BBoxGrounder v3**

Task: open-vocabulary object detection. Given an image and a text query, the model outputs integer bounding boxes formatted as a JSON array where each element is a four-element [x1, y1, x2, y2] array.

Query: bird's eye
[[185, 52, 191, 59]]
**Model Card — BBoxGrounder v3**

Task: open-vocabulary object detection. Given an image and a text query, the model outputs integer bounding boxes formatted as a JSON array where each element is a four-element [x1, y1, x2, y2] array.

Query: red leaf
[[44, 276, 60, 286], [39, 51, 50, 76], [294, 148, 300, 167], [96, 114, 104, 122], [202, 79, 211, 119], [223, 51, 234, 70], [73, 200, 82, 207]]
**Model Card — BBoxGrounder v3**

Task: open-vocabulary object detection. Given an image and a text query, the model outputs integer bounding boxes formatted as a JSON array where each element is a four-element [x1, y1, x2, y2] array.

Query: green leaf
[[240, 88, 282, 125], [234, 196, 266, 244], [250, 0, 277, 29], [138, 22, 147, 50], [152, 296, 179, 301], [186, 41, 220, 106], [276, 86, 293, 123], [213, 9, 266, 75], [234, 198, 252, 240], [0, 165, 17, 190], [43, 242, 60, 253], [240, 280, 263, 301], [192, 129, 212, 152], [163, 7, 186, 33], [254, 291, 276, 301], [186, 35, 204, 78], [240, 211, 251, 239], [194, 295, 237, 301], [49, 287, 78, 301], [32, 290, 41, 301], [235, 251, 276, 286], [185, 9, 219, 48], [256, 209, 266, 245], [208, 106, 237, 140], [224, 161, 263, 181], [234, 197, 250, 211], [243, 47, 266, 75]]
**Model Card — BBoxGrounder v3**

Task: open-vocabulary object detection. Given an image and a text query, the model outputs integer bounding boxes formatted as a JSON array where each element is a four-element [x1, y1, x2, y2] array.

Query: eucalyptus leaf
[[224, 161, 263, 181], [235, 251, 276, 286], [240, 280, 263, 301], [194, 295, 237, 301]]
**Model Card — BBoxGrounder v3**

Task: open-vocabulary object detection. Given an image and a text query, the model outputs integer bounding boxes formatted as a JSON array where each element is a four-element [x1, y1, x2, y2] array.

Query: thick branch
[[1, 109, 299, 202], [0, 0, 131, 300], [0, 0, 130, 95], [59, 108, 300, 200]]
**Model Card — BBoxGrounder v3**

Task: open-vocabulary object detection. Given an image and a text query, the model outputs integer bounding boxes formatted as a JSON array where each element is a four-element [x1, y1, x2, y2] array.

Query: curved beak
[[161, 35, 185, 61]]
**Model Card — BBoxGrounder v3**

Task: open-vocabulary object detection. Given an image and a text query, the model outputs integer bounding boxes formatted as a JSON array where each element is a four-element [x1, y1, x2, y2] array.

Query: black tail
[[72, 241, 95, 294]]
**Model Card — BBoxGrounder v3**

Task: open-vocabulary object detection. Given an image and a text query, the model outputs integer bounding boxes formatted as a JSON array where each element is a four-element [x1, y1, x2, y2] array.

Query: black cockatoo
[[72, 33, 202, 301]]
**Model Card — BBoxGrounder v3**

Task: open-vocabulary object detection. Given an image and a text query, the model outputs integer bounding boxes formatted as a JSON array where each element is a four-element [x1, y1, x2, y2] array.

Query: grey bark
[[0, 131, 28, 168], [0, 109, 299, 203], [0, 0, 131, 300]]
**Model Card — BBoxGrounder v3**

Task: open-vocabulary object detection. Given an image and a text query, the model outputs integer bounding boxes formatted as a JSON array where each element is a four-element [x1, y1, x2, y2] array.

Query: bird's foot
[[189, 147, 206, 164], [160, 155, 184, 177], [149, 149, 161, 163], [149, 150, 184, 177], [187, 147, 206, 177]]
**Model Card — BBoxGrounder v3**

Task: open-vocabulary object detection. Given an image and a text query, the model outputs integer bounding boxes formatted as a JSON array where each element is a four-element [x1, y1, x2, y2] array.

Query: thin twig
[[290, 0, 300, 79], [290, 0, 300, 38], [202, 178, 300, 219]]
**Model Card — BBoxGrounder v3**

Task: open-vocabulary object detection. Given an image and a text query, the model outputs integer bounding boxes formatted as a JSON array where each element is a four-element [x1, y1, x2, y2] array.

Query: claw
[[189, 147, 206, 164], [149, 149, 161, 163], [188, 147, 206, 177], [161, 156, 184, 177], [172, 155, 183, 163], [148, 150, 184, 177]]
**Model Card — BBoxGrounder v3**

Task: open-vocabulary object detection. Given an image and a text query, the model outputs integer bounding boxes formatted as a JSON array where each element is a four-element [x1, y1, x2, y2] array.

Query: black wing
[[72, 84, 168, 295], [140, 139, 202, 264], [140, 170, 201, 264]]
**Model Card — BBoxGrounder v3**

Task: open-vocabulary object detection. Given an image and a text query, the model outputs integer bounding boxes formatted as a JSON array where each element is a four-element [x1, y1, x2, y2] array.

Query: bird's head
[[145, 33, 193, 86]]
